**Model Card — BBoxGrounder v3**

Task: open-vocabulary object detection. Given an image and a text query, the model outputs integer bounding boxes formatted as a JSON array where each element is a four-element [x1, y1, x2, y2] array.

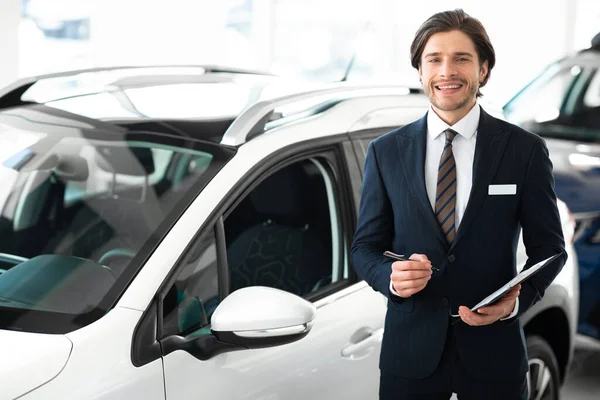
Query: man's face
[[418, 30, 488, 122]]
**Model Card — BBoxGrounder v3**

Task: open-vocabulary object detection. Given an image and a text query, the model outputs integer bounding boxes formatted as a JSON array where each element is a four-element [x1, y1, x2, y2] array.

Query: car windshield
[[0, 106, 234, 334]]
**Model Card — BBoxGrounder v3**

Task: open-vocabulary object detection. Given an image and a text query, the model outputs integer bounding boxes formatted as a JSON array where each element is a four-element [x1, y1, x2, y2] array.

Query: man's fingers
[[475, 303, 509, 317], [459, 306, 497, 326], [392, 269, 432, 281], [500, 291, 520, 302], [393, 277, 430, 290], [456, 284, 522, 325], [389, 253, 433, 297], [501, 284, 521, 298], [391, 260, 432, 272], [390, 253, 433, 273], [475, 284, 521, 313], [495, 285, 521, 303], [409, 253, 430, 262]]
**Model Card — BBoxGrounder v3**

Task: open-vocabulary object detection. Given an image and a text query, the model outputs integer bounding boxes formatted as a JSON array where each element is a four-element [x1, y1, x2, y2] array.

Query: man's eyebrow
[[423, 51, 474, 58]]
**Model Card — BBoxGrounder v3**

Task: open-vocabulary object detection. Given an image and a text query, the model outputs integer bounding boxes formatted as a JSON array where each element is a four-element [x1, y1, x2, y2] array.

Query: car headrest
[[53, 154, 89, 182], [17, 152, 89, 181], [95, 145, 155, 176], [250, 165, 307, 222]]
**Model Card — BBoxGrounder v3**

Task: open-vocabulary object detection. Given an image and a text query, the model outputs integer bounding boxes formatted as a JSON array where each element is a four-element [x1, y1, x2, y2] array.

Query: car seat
[[47, 145, 162, 276], [226, 164, 331, 297]]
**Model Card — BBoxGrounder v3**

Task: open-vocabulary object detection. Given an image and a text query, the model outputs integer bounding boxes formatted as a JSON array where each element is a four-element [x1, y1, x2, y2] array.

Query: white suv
[[0, 67, 579, 400]]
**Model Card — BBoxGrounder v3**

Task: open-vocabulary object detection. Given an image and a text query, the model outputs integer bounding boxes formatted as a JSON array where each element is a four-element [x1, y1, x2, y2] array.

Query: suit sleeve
[[351, 141, 402, 303], [514, 138, 567, 320]]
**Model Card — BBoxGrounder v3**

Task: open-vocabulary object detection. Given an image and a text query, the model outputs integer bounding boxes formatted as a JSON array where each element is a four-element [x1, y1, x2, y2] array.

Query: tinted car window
[[225, 157, 342, 298], [583, 68, 600, 108], [504, 63, 581, 124], [572, 67, 600, 134]]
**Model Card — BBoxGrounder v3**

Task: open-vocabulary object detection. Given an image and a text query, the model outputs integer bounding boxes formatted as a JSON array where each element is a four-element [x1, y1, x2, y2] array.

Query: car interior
[[225, 159, 334, 297], [0, 140, 213, 281]]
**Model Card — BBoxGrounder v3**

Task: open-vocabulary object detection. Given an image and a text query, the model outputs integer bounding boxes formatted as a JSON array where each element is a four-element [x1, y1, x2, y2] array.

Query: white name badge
[[488, 184, 517, 195]]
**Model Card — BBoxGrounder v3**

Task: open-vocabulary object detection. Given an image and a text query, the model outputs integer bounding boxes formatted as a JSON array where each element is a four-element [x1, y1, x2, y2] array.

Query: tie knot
[[444, 129, 458, 142]]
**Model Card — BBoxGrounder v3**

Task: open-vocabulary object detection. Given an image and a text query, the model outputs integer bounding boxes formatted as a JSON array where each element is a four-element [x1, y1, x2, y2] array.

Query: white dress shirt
[[390, 104, 518, 319]]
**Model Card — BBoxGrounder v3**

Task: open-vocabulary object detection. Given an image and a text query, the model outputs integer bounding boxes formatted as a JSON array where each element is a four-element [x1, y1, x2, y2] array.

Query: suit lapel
[[451, 108, 510, 249], [396, 114, 447, 247]]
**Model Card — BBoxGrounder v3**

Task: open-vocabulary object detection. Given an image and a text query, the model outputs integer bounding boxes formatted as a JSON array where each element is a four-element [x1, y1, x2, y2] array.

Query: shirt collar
[[427, 103, 480, 140]]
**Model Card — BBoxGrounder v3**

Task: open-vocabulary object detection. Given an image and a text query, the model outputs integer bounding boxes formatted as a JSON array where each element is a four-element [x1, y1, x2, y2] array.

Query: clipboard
[[470, 253, 562, 312]]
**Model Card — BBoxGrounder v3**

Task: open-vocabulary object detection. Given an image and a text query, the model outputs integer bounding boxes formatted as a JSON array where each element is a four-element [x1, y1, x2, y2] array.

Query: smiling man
[[416, 29, 488, 125], [351, 9, 567, 400]]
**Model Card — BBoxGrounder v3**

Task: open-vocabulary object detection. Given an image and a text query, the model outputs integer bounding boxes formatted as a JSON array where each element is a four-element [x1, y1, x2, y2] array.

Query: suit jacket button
[[441, 297, 449, 305], [448, 255, 456, 263]]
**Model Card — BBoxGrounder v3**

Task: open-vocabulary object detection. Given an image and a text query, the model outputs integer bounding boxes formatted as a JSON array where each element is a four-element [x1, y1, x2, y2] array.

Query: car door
[[160, 145, 386, 399], [349, 127, 395, 170]]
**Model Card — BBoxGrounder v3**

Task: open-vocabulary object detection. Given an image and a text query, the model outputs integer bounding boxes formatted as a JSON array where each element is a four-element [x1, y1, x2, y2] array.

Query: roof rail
[[220, 84, 420, 146], [0, 65, 273, 109]]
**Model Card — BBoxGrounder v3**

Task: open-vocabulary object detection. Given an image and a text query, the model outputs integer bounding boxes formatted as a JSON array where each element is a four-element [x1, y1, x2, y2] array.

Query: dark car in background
[[504, 38, 600, 342]]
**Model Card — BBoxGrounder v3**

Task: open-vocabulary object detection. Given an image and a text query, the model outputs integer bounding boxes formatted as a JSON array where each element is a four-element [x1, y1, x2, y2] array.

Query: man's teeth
[[437, 85, 461, 89]]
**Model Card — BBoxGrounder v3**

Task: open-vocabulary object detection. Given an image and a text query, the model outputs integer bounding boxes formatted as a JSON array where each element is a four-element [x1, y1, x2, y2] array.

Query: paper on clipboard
[[470, 253, 562, 312]]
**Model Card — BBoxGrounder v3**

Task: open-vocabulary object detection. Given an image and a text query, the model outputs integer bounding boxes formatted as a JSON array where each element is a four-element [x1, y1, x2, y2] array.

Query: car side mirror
[[211, 286, 316, 348], [159, 286, 316, 361]]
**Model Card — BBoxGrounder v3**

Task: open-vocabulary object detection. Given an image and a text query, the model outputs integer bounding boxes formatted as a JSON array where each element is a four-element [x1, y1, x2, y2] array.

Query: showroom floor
[[561, 347, 600, 399], [447, 338, 600, 400]]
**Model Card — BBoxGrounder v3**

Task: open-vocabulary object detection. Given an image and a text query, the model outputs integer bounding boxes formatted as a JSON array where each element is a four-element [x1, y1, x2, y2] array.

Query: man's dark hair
[[410, 9, 495, 97]]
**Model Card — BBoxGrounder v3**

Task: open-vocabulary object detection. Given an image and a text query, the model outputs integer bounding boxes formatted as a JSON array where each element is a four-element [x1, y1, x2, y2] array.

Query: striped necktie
[[435, 129, 458, 244]]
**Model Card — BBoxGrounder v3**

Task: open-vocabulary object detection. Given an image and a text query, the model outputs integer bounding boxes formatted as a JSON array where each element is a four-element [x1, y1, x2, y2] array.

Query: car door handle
[[341, 327, 384, 359]]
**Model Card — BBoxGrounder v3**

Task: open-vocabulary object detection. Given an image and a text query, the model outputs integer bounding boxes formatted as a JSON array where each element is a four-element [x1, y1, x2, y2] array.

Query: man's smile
[[434, 82, 464, 92]]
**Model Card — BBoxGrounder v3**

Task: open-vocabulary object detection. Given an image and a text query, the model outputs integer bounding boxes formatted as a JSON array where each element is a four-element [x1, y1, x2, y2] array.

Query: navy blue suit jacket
[[351, 107, 567, 381]]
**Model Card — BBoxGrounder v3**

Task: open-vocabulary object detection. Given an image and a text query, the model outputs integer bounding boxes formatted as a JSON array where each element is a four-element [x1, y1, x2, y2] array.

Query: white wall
[[383, 0, 578, 105], [8, 0, 600, 108], [574, 0, 600, 49], [0, 0, 20, 88]]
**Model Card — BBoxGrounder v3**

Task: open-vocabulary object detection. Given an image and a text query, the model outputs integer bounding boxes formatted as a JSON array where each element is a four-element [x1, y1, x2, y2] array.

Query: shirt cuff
[[500, 297, 519, 320], [389, 281, 403, 297]]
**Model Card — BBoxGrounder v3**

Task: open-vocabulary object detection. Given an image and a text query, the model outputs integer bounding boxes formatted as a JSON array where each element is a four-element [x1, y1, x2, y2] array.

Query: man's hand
[[458, 284, 521, 326], [390, 254, 433, 298]]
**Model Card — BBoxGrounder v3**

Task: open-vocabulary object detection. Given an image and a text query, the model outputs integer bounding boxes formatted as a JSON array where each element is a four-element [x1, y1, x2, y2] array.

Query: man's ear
[[479, 60, 489, 83], [418, 65, 423, 83]]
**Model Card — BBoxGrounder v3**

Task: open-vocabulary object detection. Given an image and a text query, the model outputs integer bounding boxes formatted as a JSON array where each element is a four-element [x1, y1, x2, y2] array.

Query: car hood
[[0, 330, 72, 399]]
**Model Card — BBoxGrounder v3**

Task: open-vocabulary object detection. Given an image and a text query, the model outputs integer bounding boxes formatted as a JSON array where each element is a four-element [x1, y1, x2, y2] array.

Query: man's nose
[[440, 61, 457, 77]]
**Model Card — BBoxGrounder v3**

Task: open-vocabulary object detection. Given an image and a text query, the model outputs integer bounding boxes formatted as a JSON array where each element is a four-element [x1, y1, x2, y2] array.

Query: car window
[[0, 108, 235, 334], [161, 229, 219, 338], [504, 64, 581, 124], [583, 68, 600, 108], [556, 67, 600, 138], [224, 157, 344, 298]]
